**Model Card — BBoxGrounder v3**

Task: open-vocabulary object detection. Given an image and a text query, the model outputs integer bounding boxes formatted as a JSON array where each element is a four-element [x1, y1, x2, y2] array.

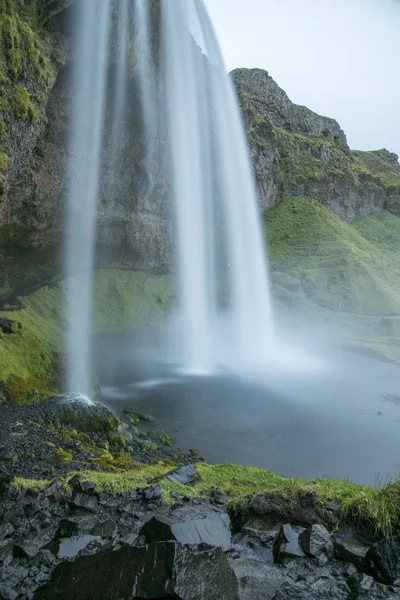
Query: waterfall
[[65, 0, 275, 397], [162, 0, 274, 372], [65, 0, 111, 398]]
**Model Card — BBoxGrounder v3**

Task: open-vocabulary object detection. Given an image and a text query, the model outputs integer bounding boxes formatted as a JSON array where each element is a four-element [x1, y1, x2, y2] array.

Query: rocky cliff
[[1, 6, 400, 304], [232, 68, 400, 221]]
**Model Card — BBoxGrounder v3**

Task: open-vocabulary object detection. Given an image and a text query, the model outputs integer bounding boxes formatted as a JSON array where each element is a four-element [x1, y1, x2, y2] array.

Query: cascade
[[65, 0, 275, 396]]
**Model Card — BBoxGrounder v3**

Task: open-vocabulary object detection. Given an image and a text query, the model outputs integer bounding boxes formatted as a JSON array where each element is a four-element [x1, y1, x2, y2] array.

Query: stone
[[0, 539, 14, 561], [273, 524, 306, 563], [43, 481, 62, 503], [0, 523, 15, 541], [300, 524, 331, 557], [333, 534, 370, 570], [230, 558, 287, 600], [0, 472, 13, 494], [273, 578, 351, 600], [140, 508, 232, 550], [0, 447, 18, 462], [90, 519, 117, 538], [366, 535, 400, 584], [173, 543, 237, 600], [34, 540, 238, 600], [119, 532, 139, 547], [0, 585, 18, 600], [13, 532, 50, 560], [167, 465, 198, 485], [51, 397, 120, 433], [71, 493, 98, 513], [142, 484, 162, 502], [56, 516, 98, 538]]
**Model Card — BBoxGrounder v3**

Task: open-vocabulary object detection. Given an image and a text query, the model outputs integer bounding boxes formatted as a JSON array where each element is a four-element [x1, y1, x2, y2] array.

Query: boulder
[[34, 541, 238, 599], [333, 534, 370, 570], [229, 558, 287, 600], [71, 493, 98, 513], [140, 508, 231, 550], [49, 396, 120, 433], [273, 524, 306, 563], [366, 535, 400, 584], [167, 465, 199, 485], [56, 516, 99, 538], [300, 524, 331, 557], [142, 484, 162, 502]]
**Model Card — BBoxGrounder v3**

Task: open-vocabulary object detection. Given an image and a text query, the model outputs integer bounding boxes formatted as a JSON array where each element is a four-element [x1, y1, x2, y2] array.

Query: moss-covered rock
[[53, 397, 120, 434]]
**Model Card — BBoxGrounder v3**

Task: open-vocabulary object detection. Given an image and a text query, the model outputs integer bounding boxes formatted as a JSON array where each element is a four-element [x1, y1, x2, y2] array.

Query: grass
[[265, 197, 400, 315], [13, 461, 400, 538], [351, 150, 400, 191], [0, 270, 171, 403]]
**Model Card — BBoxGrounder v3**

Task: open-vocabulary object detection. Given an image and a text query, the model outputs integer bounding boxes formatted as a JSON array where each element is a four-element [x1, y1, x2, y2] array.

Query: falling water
[[162, 0, 274, 372], [66, 0, 111, 397], [66, 0, 275, 397]]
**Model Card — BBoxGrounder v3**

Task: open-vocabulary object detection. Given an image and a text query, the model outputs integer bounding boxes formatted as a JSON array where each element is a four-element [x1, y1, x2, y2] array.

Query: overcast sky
[[204, 0, 400, 157]]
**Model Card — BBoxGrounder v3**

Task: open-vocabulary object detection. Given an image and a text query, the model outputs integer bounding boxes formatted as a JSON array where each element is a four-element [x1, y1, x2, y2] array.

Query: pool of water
[[95, 332, 400, 486]]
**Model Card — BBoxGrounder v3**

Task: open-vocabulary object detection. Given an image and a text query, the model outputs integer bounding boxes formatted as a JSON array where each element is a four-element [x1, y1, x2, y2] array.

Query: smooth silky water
[[66, 0, 400, 485]]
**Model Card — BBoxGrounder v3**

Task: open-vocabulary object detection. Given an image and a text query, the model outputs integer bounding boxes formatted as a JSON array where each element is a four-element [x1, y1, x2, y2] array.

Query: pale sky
[[204, 0, 400, 157]]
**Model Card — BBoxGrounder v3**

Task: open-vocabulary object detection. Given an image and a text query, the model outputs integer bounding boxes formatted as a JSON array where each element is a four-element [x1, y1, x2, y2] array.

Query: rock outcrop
[[232, 68, 400, 221]]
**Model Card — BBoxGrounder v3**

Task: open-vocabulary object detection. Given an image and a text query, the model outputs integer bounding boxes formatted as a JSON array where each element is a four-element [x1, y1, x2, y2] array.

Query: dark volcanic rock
[[167, 465, 199, 485], [333, 533, 370, 570], [300, 524, 331, 557], [366, 535, 400, 584], [229, 558, 287, 600], [142, 484, 162, 502], [34, 541, 238, 600], [273, 524, 306, 563], [140, 507, 231, 550]]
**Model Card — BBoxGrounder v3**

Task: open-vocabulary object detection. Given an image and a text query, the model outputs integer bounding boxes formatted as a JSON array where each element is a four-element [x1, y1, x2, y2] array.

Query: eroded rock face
[[231, 68, 396, 221]]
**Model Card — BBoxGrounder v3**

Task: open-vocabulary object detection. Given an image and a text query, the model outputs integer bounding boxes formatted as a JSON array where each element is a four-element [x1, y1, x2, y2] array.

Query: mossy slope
[[265, 197, 400, 316], [0, 270, 170, 403]]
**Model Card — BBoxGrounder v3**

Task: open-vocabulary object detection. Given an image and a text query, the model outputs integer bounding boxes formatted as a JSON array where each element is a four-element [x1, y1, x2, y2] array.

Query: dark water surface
[[95, 333, 400, 486]]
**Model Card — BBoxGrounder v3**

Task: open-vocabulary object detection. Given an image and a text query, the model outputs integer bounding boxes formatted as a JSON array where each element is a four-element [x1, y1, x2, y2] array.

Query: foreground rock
[[1, 483, 400, 599], [35, 542, 238, 600]]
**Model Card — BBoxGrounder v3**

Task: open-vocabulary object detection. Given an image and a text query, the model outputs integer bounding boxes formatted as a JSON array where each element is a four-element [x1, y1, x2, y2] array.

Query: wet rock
[[366, 535, 400, 584], [71, 493, 98, 513], [273, 578, 351, 599], [0, 539, 14, 561], [0, 523, 14, 541], [50, 396, 120, 433], [0, 447, 18, 462], [56, 516, 98, 538], [140, 508, 232, 550], [230, 558, 287, 599], [333, 534, 370, 570], [13, 532, 50, 560], [34, 542, 176, 599], [43, 481, 63, 503], [0, 585, 18, 600], [90, 519, 117, 538], [273, 524, 306, 563], [173, 543, 237, 600], [326, 500, 341, 512], [348, 572, 396, 599], [208, 488, 229, 505], [142, 484, 162, 502], [300, 524, 331, 557], [0, 472, 13, 494], [123, 409, 154, 423], [167, 465, 198, 485], [119, 532, 139, 547]]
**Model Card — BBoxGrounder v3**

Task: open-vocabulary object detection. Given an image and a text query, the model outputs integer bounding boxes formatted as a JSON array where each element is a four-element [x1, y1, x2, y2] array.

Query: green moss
[[0, 152, 10, 171], [13, 462, 400, 538], [13, 84, 39, 121], [3, 373, 47, 405], [48, 448, 73, 464], [351, 150, 400, 192], [265, 197, 400, 315]]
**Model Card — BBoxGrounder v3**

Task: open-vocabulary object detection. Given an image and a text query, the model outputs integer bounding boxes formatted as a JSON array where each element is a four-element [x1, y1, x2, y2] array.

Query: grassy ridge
[[265, 197, 400, 315], [15, 461, 400, 538]]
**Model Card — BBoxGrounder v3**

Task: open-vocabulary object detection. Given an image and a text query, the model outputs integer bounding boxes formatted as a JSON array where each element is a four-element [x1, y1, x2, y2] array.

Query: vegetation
[[265, 197, 400, 316], [13, 84, 39, 121], [0, 270, 170, 403], [13, 461, 400, 538], [0, 152, 10, 171]]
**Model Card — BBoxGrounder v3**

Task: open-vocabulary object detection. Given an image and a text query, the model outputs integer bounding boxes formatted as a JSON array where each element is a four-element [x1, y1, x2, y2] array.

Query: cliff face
[[232, 68, 400, 221], [2, 9, 400, 304]]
